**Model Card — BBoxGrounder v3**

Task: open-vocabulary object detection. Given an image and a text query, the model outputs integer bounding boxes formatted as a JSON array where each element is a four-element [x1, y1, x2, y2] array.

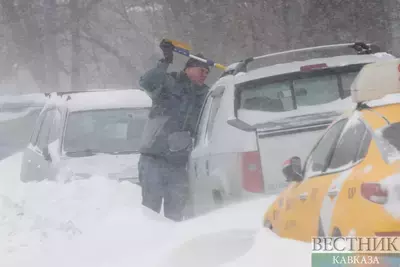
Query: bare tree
[[0, 0, 398, 93]]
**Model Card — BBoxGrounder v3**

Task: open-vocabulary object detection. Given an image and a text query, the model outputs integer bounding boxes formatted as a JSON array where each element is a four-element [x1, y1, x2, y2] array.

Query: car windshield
[[63, 108, 149, 155], [236, 64, 364, 113]]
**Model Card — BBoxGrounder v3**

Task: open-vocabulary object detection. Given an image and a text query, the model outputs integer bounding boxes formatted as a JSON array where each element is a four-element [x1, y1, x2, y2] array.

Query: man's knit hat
[[184, 53, 210, 71]]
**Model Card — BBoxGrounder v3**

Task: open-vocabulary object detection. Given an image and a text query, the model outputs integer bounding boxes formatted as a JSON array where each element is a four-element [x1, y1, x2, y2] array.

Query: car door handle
[[299, 192, 308, 200]]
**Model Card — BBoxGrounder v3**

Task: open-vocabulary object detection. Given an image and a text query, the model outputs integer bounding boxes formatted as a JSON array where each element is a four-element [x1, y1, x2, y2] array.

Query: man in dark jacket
[[138, 39, 210, 221]]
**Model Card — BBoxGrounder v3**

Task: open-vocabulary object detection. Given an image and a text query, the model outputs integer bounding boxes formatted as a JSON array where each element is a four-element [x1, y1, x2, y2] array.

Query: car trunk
[[254, 112, 340, 195]]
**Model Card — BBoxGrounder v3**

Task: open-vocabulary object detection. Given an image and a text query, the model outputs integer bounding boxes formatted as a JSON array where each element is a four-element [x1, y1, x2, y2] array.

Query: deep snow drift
[[0, 152, 310, 267]]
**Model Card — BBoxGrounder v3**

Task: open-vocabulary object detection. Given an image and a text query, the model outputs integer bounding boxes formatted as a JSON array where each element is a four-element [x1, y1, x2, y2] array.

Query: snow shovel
[[165, 39, 227, 71]]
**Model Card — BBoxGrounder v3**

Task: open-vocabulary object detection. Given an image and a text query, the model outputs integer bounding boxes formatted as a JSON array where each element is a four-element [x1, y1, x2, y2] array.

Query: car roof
[[325, 58, 400, 128], [44, 89, 152, 112], [230, 53, 395, 85], [329, 100, 400, 131]]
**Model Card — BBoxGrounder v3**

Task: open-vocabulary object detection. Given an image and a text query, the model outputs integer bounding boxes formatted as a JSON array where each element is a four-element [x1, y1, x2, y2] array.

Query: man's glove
[[159, 39, 174, 64]]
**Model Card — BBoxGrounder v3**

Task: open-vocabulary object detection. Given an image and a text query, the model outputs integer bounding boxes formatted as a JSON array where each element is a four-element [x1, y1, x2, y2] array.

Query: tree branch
[[52, 0, 104, 34], [80, 27, 137, 73]]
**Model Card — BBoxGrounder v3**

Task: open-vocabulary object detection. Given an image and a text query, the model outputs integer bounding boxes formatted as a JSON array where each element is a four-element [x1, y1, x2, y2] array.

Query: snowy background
[[0, 0, 399, 93], [1, 1, 398, 265], [0, 95, 311, 267], [0, 151, 311, 267]]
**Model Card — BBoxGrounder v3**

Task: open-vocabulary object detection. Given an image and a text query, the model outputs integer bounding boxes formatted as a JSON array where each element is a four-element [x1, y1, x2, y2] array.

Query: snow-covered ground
[[0, 152, 310, 267]]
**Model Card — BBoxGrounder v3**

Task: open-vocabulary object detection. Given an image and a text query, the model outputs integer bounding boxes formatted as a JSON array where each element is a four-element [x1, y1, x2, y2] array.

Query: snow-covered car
[[263, 59, 400, 241], [20, 89, 152, 183], [187, 42, 396, 216]]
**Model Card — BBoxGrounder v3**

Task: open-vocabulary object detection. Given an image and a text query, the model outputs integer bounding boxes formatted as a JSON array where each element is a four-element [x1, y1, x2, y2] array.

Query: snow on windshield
[[64, 108, 149, 154]]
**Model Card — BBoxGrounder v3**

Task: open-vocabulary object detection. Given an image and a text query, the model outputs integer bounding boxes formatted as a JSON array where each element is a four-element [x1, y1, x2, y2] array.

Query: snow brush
[[166, 39, 227, 71]]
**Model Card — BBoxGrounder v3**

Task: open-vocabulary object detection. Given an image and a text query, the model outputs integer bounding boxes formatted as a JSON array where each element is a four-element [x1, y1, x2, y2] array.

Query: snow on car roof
[[350, 58, 400, 104], [48, 89, 152, 111], [233, 53, 395, 85], [366, 93, 400, 108]]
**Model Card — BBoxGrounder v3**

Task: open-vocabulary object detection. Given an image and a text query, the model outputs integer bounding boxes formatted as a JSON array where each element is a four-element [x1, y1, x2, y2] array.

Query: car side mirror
[[168, 131, 192, 152], [282, 156, 303, 182], [42, 146, 52, 162]]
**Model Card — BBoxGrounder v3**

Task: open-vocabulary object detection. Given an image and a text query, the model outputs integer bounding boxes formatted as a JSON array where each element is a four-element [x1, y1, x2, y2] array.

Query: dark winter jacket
[[139, 60, 209, 165]]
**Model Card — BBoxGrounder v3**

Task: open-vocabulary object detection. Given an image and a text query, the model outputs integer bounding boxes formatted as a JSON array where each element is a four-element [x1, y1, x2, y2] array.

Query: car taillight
[[300, 63, 328, 72], [360, 182, 388, 204], [241, 151, 264, 193]]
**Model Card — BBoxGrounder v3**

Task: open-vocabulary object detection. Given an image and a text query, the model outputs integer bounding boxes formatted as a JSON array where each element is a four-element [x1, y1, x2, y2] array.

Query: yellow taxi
[[263, 58, 400, 242]]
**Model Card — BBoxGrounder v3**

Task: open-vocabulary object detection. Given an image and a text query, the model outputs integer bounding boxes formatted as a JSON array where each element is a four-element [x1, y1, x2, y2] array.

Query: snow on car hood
[[59, 153, 140, 181]]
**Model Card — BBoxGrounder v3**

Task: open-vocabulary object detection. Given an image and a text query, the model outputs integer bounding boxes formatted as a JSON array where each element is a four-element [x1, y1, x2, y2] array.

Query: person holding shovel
[[138, 39, 210, 221]]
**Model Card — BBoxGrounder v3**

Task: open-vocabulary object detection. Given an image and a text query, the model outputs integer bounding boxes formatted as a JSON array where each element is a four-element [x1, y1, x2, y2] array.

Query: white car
[[20, 89, 152, 183], [187, 42, 396, 216]]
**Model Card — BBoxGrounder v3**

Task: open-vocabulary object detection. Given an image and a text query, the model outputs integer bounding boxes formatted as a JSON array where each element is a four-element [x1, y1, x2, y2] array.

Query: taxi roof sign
[[351, 58, 400, 103]]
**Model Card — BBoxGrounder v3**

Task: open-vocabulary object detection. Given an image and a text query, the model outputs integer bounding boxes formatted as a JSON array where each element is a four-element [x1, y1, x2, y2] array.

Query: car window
[[375, 122, 400, 160], [195, 92, 213, 147], [240, 81, 293, 112], [37, 110, 56, 150], [63, 108, 149, 154], [327, 119, 367, 171], [303, 119, 347, 179], [379, 122, 400, 151], [30, 111, 48, 145], [205, 91, 223, 143], [356, 128, 372, 160], [341, 71, 359, 98], [48, 109, 62, 144], [237, 65, 365, 114], [293, 74, 340, 106]]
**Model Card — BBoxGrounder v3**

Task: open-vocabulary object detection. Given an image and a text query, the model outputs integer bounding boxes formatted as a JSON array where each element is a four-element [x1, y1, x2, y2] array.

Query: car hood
[[59, 153, 140, 182]]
